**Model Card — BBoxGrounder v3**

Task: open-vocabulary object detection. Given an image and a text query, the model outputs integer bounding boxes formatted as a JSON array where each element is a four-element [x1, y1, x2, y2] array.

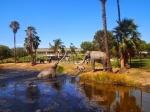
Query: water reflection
[[82, 84, 142, 112], [26, 82, 40, 101], [0, 76, 150, 112]]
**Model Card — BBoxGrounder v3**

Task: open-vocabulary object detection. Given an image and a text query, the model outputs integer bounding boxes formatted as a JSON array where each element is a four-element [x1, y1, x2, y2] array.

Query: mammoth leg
[[102, 59, 107, 71], [91, 60, 95, 72]]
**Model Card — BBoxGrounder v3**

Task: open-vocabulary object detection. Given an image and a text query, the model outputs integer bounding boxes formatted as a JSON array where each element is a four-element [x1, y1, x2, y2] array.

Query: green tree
[[9, 21, 20, 63], [113, 19, 140, 69], [50, 38, 63, 53], [15, 47, 28, 58], [100, 0, 112, 71], [60, 45, 66, 54], [80, 41, 94, 52], [70, 43, 76, 54], [0, 45, 12, 62], [24, 26, 41, 65], [147, 43, 150, 52], [93, 30, 117, 55]]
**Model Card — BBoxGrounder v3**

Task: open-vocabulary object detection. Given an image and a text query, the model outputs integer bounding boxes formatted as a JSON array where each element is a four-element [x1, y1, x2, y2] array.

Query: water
[[0, 73, 150, 112]]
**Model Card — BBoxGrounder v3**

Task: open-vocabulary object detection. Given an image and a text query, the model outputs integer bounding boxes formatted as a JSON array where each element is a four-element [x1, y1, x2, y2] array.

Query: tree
[[60, 45, 66, 54], [113, 19, 140, 69], [50, 38, 63, 53], [117, 0, 121, 22], [9, 21, 20, 63], [15, 47, 28, 58], [93, 30, 117, 55], [24, 26, 41, 65], [80, 41, 94, 52], [70, 43, 77, 54], [0, 45, 12, 62], [147, 43, 150, 52], [100, 0, 112, 71]]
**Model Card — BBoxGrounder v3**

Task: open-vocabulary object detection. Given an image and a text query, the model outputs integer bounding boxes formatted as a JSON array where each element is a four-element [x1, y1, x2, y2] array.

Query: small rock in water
[[35, 109, 41, 112]]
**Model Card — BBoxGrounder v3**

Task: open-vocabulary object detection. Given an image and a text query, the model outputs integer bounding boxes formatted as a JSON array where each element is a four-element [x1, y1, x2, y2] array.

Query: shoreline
[[0, 63, 150, 90]]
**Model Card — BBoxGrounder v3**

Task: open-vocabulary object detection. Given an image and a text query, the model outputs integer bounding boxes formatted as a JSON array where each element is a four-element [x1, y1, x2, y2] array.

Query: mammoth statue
[[81, 51, 108, 71], [37, 52, 67, 79]]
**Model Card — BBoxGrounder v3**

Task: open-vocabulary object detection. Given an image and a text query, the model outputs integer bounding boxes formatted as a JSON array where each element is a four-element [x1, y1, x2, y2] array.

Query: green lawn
[[130, 58, 150, 69]]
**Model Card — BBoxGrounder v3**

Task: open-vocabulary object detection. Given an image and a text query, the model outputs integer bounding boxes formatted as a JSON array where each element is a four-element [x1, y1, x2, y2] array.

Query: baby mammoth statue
[[37, 61, 58, 79], [37, 52, 67, 79]]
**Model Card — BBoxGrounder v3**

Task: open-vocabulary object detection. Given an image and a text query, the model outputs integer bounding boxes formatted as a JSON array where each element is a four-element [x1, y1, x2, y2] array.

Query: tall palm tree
[[100, 0, 112, 71], [24, 26, 41, 65], [113, 19, 140, 69], [9, 21, 20, 63], [117, 0, 121, 22]]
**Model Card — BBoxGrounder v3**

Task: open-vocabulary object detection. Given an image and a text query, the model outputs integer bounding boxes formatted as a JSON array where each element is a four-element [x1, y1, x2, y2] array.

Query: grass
[[130, 58, 150, 69], [79, 71, 137, 87]]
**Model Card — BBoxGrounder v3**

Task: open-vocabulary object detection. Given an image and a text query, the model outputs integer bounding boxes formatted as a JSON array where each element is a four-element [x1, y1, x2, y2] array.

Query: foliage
[[113, 19, 140, 68], [57, 66, 64, 73], [80, 41, 94, 52], [70, 43, 77, 54], [9, 21, 20, 34], [49, 38, 64, 53], [24, 26, 41, 65], [14, 47, 28, 58], [0, 45, 12, 61], [93, 30, 117, 56]]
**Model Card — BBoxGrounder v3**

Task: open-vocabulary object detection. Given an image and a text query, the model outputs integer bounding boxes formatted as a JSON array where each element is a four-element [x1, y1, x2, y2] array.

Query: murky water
[[0, 73, 150, 112]]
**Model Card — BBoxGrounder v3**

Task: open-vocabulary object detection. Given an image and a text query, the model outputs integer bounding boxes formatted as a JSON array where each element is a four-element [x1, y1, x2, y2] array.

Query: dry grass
[[0, 63, 52, 71], [79, 71, 137, 86]]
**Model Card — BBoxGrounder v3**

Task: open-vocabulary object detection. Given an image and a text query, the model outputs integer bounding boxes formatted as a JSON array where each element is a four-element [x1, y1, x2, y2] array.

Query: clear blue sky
[[0, 0, 150, 48]]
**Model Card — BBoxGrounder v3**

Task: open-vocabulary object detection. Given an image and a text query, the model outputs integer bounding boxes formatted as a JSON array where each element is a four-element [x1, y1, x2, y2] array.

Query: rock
[[35, 109, 41, 112]]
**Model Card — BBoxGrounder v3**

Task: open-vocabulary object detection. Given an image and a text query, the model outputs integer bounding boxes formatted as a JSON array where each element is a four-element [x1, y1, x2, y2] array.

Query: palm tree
[[24, 26, 41, 65], [9, 21, 20, 63], [33, 36, 41, 63], [113, 19, 140, 69], [100, 0, 112, 71], [49, 38, 63, 60], [53, 38, 63, 53], [117, 0, 121, 22]]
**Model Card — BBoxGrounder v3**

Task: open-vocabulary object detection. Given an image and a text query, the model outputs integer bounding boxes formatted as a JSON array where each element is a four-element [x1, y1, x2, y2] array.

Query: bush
[[57, 66, 64, 73]]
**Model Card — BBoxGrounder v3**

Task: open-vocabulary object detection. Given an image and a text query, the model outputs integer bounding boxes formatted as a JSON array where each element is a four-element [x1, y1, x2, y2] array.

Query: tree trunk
[[120, 53, 125, 69], [101, 0, 112, 71], [120, 52, 129, 69], [116, 0, 121, 65], [34, 50, 37, 65], [14, 33, 16, 64], [117, 0, 121, 22]]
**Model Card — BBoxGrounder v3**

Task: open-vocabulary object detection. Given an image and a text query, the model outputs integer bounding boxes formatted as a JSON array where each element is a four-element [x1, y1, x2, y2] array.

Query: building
[[36, 48, 82, 57]]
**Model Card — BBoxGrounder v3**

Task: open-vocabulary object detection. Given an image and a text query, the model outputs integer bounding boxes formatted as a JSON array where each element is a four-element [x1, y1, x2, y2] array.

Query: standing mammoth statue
[[82, 51, 108, 71]]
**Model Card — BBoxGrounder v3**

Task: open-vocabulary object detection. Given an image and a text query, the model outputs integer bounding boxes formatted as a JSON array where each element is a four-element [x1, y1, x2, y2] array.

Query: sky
[[0, 0, 150, 48]]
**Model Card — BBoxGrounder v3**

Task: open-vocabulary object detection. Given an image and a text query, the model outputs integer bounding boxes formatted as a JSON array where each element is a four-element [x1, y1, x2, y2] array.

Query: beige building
[[36, 48, 82, 57]]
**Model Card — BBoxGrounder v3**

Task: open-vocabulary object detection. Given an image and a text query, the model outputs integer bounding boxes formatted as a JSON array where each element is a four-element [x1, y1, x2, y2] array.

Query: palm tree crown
[[10, 21, 20, 34]]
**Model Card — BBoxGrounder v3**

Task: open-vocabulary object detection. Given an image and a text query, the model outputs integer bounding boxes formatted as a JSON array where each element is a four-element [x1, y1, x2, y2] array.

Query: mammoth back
[[90, 51, 106, 59]]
